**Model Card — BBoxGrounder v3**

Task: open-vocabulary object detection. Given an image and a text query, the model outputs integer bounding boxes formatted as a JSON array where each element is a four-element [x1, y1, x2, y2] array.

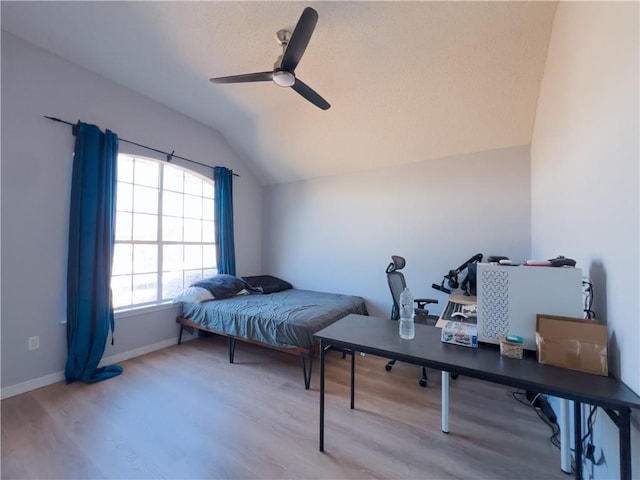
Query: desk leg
[[350, 350, 355, 410], [619, 407, 631, 480], [441, 371, 449, 433], [574, 401, 583, 480], [319, 340, 325, 452], [560, 399, 571, 474]]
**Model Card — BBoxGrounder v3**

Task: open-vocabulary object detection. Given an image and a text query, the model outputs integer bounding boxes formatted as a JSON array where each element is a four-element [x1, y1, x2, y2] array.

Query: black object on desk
[[315, 314, 640, 480]]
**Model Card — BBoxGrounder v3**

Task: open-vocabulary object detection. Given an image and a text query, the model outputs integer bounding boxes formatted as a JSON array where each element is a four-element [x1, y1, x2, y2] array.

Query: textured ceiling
[[1, 1, 557, 185]]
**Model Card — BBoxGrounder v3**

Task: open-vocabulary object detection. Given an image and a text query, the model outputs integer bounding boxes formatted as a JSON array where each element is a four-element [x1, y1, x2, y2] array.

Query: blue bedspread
[[181, 289, 368, 349]]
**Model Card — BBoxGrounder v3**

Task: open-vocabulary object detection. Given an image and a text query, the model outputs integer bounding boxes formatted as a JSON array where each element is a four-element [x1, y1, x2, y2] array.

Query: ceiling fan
[[209, 7, 330, 110]]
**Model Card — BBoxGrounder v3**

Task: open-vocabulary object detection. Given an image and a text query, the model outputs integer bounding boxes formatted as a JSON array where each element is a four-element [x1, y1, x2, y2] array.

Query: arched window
[[111, 154, 216, 310]]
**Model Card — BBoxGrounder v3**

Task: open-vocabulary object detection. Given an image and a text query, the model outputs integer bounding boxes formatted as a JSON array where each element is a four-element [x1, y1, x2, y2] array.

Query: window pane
[[135, 158, 159, 188], [203, 221, 214, 242], [116, 182, 133, 212], [184, 173, 202, 196], [132, 273, 157, 304], [118, 156, 134, 183], [162, 271, 184, 299], [184, 219, 202, 242], [113, 156, 218, 311], [184, 194, 202, 219], [112, 244, 132, 275], [203, 245, 216, 269], [133, 185, 158, 214], [163, 190, 183, 217], [163, 164, 184, 193], [184, 245, 202, 269], [202, 181, 213, 199], [115, 212, 132, 241], [163, 244, 184, 271], [133, 244, 157, 274], [162, 216, 183, 242], [111, 275, 132, 308], [202, 198, 213, 221], [132, 213, 157, 241], [184, 269, 203, 286]]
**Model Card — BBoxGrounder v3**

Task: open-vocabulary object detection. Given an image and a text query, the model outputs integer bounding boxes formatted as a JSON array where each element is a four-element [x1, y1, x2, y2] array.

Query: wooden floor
[[2, 336, 570, 479]]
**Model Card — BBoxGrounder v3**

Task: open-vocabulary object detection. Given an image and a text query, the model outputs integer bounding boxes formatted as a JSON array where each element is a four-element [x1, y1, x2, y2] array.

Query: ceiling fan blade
[[280, 7, 318, 72], [291, 78, 330, 110], [210, 71, 273, 84]]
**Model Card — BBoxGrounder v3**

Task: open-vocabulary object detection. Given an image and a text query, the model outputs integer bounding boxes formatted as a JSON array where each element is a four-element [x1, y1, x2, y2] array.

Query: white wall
[[1, 32, 263, 394], [263, 146, 532, 318], [530, 2, 639, 478]]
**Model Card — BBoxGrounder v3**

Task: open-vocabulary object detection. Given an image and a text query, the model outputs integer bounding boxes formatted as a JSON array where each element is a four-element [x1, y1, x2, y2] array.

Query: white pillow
[[172, 286, 215, 304]]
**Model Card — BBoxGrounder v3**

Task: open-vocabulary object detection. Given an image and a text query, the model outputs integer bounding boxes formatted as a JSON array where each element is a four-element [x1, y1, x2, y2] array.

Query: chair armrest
[[414, 298, 438, 308], [414, 298, 438, 317]]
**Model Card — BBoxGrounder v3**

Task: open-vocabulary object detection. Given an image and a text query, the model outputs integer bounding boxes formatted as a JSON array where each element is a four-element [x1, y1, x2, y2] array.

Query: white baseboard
[[0, 371, 66, 400], [1, 335, 194, 400], [98, 337, 185, 368]]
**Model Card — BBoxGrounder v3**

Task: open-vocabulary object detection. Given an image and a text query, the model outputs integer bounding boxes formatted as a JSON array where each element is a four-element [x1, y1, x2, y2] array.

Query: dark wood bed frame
[[176, 316, 318, 389]]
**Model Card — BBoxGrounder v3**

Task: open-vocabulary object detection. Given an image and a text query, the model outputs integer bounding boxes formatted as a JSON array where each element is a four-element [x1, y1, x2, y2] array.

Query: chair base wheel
[[419, 379, 427, 387], [385, 359, 396, 371], [451, 373, 459, 379]]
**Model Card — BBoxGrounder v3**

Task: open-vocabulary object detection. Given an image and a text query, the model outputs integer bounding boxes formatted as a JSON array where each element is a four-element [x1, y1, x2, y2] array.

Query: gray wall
[[263, 145, 532, 318], [530, 2, 639, 477], [1, 32, 263, 394]]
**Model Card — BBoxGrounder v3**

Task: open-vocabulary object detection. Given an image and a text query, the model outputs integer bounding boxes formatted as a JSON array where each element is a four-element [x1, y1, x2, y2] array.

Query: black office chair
[[385, 255, 438, 387]]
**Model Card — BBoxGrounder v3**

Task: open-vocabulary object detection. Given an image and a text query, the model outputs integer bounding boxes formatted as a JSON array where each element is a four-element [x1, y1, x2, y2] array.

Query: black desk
[[315, 314, 640, 480]]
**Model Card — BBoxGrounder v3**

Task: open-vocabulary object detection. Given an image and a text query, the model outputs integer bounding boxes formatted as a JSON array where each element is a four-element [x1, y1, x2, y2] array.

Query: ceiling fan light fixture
[[273, 70, 295, 87]]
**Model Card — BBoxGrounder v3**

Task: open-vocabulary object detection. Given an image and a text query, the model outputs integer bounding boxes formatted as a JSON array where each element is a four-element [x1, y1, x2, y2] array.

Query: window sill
[[114, 302, 182, 320], [58, 302, 181, 325]]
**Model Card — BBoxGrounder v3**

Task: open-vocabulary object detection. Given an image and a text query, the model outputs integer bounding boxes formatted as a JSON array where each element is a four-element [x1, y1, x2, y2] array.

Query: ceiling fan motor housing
[[272, 36, 295, 87]]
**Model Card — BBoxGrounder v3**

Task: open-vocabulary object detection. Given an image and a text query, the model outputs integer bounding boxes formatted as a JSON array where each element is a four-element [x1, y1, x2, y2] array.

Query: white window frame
[[111, 154, 217, 313]]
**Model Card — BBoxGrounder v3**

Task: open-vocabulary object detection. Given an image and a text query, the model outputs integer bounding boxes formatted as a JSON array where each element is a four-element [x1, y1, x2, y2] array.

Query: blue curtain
[[65, 122, 123, 384], [214, 166, 236, 276]]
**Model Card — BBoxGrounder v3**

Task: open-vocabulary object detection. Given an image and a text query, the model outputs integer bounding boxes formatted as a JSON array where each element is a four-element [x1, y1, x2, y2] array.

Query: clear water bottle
[[399, 287, 415, 339]]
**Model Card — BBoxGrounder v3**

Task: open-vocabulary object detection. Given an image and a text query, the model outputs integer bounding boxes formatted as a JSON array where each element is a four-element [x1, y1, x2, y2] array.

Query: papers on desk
[[436, 295, 478, 328]]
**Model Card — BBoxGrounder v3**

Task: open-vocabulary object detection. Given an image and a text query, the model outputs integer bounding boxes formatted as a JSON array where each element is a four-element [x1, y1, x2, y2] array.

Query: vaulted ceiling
[[1, 1, 557, 185]]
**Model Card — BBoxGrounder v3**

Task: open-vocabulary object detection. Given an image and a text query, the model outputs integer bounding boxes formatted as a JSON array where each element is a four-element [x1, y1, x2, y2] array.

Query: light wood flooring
[[2, 336, 569, 479]]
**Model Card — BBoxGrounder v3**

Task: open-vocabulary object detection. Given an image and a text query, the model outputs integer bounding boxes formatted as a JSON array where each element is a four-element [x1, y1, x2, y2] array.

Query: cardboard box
[[441, 321, 478, 348], [535, 314, 608, 376]]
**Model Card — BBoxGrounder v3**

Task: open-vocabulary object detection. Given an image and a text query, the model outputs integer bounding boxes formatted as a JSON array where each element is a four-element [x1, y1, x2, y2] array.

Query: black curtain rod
[[44, 116, 239, 177]]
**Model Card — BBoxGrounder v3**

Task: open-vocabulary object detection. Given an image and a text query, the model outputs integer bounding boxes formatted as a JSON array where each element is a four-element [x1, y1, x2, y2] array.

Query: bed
[[175, 275, 368, 389]]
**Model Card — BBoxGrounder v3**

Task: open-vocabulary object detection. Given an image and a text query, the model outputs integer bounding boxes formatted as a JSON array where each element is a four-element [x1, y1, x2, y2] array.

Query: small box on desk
[[535, 314, 608, 376], [441, 321, 478, 348], [500, 335, 524, 359]]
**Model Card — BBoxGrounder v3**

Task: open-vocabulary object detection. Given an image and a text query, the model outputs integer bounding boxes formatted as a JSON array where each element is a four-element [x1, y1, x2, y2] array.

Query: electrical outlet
[[28, 336, 40, 351]]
